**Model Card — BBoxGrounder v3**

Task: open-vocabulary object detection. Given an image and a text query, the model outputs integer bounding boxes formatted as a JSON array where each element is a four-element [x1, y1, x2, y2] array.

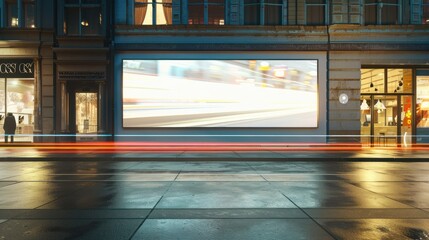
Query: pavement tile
[[181, 161, 254, 173], [40, 181, 171, 209], [0, 182, 17, 188], [3, 173, 116, 182], [149, 208, 307, 219], [132, 219, 335, 240], [354, 181, 429, 208], [176, 173, 264, 181], [317, 219, 429, 240], [304, 208, 429, 219], [0, 219, 143, 240], [0, 210, 30, 219], [157, 181, 296, 208], [262, 174, 343, 181], [0, 182, 88, 209], [108, 173, 178, 181], [19, 209, 151, 219], [271, 181, 411, 208]]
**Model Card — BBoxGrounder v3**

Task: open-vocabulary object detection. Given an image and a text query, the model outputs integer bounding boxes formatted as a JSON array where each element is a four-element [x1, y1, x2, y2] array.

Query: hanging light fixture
[[360, 99, 370, 110], [399, 77, 403, 87], [374, 99, 386, 113]]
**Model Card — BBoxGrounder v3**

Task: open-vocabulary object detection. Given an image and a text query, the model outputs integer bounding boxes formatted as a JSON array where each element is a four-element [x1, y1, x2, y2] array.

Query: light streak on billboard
[[122, 60, 318, 128]]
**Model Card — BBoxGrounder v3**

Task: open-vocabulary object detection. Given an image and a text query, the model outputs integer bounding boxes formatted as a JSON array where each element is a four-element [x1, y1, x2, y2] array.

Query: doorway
[[360, 95, 413, 147], [63, 82, 99, 141], [75, 92, 98, 134]]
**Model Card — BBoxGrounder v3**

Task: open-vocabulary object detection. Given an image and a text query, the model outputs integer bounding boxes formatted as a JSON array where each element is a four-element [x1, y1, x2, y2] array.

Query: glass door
[[75, 92, 98, 134]]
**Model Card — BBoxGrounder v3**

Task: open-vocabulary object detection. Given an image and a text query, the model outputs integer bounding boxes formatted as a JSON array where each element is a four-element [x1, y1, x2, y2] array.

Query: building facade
[[1, 0, 429, 145]]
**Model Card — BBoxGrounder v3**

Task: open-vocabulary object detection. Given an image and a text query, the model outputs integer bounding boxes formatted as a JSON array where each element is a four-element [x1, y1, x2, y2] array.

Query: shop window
[[0, 78, 34, 142], [361, 69, 385, 94], [424, 0, 429, 24], [387, 69, 412, 93], [244, 0, 284, 25], [4, 0, 36, 28], [305, 0, 327, 25], [134, 0, 172, 25], [64, 0, 102, 35], [188, 0, 225, 25], [364, 0, 400, 25], [417, 72, 429, 128]]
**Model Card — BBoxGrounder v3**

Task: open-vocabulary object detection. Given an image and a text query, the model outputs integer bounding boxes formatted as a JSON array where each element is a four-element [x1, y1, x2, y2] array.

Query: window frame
[[243, 0, 287, 26], [186, 0, 226, 25], [364, 0, 402, 25], [423, 0, 429, 24], [1, 0, 38, 28], [134, 0, 173, 25], [63, 0, 104, 36], [305, 0, 328, 26]]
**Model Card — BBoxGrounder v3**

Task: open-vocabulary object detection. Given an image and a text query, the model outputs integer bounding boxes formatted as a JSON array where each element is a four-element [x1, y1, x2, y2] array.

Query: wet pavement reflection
[[0, 161, 428, 239]]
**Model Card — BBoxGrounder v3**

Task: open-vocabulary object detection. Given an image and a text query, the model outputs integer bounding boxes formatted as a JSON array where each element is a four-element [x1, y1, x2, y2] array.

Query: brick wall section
[[328, 52, 361, 143]]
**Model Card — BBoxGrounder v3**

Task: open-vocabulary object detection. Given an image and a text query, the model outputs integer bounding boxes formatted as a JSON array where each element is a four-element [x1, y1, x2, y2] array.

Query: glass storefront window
[[417, 74, 429, 128], [0, 78, 34, 142], [361, 69, 385, 94], [387, 69, 412, 93]]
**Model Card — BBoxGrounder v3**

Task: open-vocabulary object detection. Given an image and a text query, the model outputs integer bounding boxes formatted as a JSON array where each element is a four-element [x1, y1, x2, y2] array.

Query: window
[[188, 0, 224, 25], [305, 0, 327, 25], [244, 0, 285, 25], [364, 0, 400, 25], [424, 0, 429, 24], [134, 0, 172, 25], [0, 78, 35, 142], [64, 0, 102, 35], [4, 0, 36, 28]]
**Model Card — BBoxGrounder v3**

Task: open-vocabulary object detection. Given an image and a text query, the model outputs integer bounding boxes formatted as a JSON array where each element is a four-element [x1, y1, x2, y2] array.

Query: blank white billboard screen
[[123, 60, 318, 127]]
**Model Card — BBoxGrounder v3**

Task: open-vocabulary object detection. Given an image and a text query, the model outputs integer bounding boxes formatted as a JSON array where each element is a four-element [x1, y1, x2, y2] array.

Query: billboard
[[122, 60, 318, 128]]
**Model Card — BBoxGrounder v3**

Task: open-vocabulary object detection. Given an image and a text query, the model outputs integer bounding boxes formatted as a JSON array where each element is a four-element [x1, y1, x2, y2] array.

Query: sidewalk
[[0, 142, 429, 161], [0, 160, 429, 239]]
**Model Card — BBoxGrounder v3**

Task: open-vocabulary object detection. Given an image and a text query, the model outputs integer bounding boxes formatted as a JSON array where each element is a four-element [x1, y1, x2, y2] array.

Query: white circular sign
[[339, 93, 349, 104]]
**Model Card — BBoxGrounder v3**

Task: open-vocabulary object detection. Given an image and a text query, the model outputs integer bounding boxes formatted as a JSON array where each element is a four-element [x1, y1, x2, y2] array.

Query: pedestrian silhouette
[[3, 113, 16, 143]]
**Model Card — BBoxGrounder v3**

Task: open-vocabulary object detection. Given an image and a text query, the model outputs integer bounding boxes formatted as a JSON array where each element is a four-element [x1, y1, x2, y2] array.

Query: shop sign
[[0, 59, 34, 78], [58, 71, 105, 81]]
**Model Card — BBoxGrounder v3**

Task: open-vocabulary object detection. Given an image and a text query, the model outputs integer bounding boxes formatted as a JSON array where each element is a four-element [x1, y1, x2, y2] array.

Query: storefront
[[360, 67, 429, 146], [0, 59, 36, 142]]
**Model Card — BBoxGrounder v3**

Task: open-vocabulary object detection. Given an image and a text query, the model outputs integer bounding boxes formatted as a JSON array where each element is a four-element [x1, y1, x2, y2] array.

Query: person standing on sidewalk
[[3, 113, 16, 143]]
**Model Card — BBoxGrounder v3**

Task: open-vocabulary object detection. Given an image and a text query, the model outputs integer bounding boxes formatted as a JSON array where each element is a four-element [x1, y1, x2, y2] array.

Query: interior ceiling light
[[374, 99, 386, 110], [360, 99, 370, 110]]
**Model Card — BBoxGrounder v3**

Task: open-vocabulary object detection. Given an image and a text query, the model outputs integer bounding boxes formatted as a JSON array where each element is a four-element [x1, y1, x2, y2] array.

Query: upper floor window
[[424, 0, 429, 24], [134, 0, 172, 25], [305, 0, 327, 25], [364, 0, 400, 25], [188, 0, 224, 25], [5, 0, 36, 28], [244, 0, 285, 25], [64, 0, 102, 35]]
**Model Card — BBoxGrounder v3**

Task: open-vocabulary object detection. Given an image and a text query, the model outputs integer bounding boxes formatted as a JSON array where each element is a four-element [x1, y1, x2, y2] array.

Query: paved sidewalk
[[0, 161, 429, 239]]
